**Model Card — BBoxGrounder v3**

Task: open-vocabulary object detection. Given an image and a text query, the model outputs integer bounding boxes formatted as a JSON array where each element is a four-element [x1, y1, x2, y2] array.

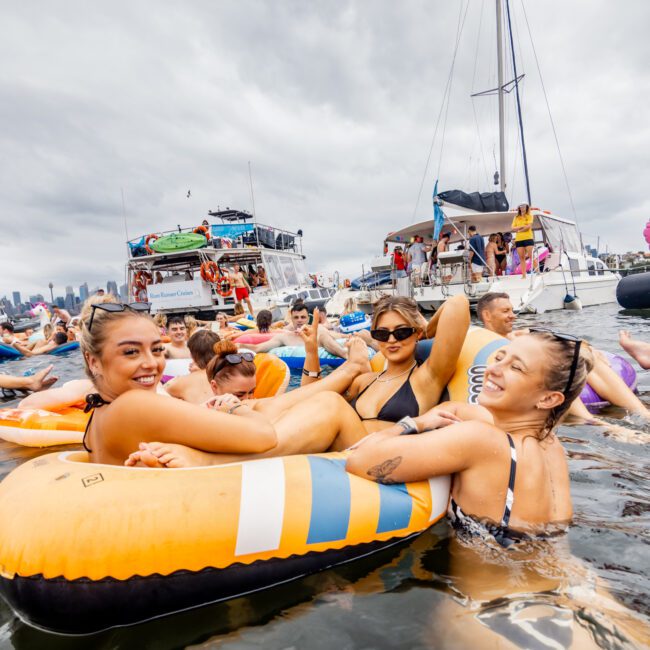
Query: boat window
[[587, 259, 596, 276], [265, 256, 285, 290], [280, 256, 298, 286], [568, 257, 580, 276], [293, 258, 311, 286], [539, 217, 582, 253], [309, 290, 320, 299]]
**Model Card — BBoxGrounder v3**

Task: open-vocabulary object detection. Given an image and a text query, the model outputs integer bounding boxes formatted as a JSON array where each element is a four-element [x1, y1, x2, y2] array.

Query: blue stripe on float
[[307, 457, 351, 544], [473, 338, 508, 366], [376, 483, 412, 534]]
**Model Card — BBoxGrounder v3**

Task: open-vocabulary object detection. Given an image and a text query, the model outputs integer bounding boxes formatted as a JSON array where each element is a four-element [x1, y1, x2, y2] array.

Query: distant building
[[12, 291, 21, 308], [79, 283, 89, 303], [64, 286, 75, 312], [119, 283, 128, 302], [107, 280, 118, 297], [55, 296, 65, 308], [29, 294, 45, 305], [1, 297, 14, 317]]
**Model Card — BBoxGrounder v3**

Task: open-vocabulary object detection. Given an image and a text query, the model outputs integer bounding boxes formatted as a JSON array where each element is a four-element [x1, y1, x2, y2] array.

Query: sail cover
[[438, 190, 509, 213]]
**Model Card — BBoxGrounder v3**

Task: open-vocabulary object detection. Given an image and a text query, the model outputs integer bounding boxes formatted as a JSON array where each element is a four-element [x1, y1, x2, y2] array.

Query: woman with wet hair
[[347, 330, 594, 544]]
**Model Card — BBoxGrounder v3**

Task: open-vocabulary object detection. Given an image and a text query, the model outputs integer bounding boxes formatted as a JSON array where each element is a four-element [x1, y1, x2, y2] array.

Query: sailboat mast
[[496, 0, 506, 192]]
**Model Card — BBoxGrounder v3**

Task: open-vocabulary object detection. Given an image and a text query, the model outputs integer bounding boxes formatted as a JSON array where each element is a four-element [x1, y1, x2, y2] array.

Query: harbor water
[[0, 303, 648, 648]]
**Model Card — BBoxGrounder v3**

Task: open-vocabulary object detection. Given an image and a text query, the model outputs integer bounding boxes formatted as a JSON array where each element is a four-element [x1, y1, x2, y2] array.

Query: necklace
[[375, 362, 417, 383]]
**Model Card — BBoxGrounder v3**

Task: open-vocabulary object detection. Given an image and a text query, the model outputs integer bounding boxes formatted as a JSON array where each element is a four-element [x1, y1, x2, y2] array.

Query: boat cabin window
[[280, 256, 298, 287], [587, 259, 596, 276], [568, 257, 581, 276], [265, 256, 285, 290]]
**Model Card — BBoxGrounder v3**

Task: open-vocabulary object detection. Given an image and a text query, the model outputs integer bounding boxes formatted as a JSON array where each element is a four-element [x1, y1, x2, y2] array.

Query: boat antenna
[[248, 161, 257, 221], [504, 0, 531, 204]]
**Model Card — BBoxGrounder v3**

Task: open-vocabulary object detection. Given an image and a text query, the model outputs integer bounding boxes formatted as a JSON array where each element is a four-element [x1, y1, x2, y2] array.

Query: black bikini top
[[82, 393, 112, 453], [350, 365, 420, 423]]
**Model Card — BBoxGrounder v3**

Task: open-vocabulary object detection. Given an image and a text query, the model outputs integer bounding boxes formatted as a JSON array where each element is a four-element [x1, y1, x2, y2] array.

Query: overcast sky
[[1, 0, 648, 300]]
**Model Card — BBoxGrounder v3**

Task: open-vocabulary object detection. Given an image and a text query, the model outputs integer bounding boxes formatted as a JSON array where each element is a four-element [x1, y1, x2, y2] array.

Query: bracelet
[[228, 403, 244, 414], [397, 416, 419, 435], [302, 368, 322, 378]]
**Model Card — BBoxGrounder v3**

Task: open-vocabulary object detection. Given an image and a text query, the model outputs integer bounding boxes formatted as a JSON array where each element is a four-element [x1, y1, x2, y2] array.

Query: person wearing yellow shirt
[[511, 203, 535, 280]]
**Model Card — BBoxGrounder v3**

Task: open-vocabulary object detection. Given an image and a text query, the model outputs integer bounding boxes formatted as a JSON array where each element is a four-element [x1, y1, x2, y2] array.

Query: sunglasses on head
[[370, 326, 416, 343], [529, 327, 582, 395], [212, 351, 255, 376], [87, 302, 151, 332]]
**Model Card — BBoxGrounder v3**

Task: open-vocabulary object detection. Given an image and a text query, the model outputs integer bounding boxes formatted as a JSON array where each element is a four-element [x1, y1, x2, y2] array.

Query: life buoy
[[200, 261, 218, 283], [217, 273, 233, 297], [134, 271, 152, 290], [133, 287, 148, 303], [193, 225, 211, 241], [145, 234, 159, 254]]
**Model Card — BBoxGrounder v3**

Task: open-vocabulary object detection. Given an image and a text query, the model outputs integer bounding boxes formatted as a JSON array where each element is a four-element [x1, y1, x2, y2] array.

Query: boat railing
[[126, 221, 303, 259]]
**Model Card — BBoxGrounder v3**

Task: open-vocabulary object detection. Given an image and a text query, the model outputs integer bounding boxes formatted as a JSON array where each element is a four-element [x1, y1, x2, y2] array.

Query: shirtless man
[[232, 264, 254, 316], [245, 303, 348, 359], [477, 292, 649, 420], [164, 330, 220, 403], [164, 317, 191, 359], [50, 305, 72, 326]]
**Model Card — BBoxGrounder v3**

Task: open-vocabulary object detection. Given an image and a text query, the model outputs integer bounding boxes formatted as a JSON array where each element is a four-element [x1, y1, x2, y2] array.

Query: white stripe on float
[[235, 457, 286, 556], [429, 475, 452, 521]]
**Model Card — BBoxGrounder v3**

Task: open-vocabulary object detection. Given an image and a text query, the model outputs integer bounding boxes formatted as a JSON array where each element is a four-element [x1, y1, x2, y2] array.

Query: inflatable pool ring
[[616, 271, 650, 310], [580, 352, 637, 408], [132, 285, 148, 303], [0, 450, 450, 633], [233, 316, 256, 331], [193, 225, 211, 241], [134, 270, 153, 290], [339, 311, 371, 334], [0, 354, 289, 448], [144, 233, 159, 254], [235, 332, 275, 344], [217, 274, 233, 297], [0, 341, 79, 360], [271, 344, 376, 370], [200, 261, 218, 283]]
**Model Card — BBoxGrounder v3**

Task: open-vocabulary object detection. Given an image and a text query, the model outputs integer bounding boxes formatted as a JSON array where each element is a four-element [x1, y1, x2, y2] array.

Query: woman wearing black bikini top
[[347, 294, 470, 434]]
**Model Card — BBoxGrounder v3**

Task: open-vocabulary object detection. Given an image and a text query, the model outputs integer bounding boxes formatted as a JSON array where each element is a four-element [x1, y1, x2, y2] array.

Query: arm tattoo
[[367, 457, 403, 484]]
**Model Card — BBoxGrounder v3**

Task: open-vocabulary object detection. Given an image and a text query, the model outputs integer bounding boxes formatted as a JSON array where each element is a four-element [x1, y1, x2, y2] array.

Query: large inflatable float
[[0, 341, 79, 360], [616, 271, 650, 310], [271, 344, 376, 370], [579, 351, 637, 408], [0, 450, 450, 633], [0, 353, 290, 448]]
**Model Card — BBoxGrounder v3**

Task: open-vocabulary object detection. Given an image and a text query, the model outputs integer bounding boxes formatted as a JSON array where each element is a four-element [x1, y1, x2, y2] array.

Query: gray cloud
[[1, 0, 648, 299]]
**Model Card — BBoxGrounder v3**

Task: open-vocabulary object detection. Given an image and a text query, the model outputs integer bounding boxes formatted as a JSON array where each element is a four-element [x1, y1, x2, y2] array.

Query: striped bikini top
[[448, 433, 521, 548]]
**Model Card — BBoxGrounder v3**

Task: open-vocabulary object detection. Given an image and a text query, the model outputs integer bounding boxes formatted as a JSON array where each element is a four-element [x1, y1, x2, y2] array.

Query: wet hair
[[476, 292, 511, 322], [529, 331, 594, 440], [290, 300, 308, 314], [167, 316, 185, 328], [79, 303, 154, 382], [233, 303, 245, 316], [153, 312, 167, 329], [371, 295, 423, 332], [1, 322, 14, 333], [187, 329, 220, 369], [256, 310, 273, 333], [54, 332, 68, 346], [205, 339, 256, 384]]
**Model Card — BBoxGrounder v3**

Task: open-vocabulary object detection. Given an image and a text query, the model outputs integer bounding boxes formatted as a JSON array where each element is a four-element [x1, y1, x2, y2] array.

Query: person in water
[[79, 303, 372, 466], [164, 329, 221, 403], [0, 365, 58, 393], [477, 293, 649, 420], [346, 294, 470, 435], [164, 316, 191, 359], [619, 330, 650, 369], [347, 330, 594, 545]]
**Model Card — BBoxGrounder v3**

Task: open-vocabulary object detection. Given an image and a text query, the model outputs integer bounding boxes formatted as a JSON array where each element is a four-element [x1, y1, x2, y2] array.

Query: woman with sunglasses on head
[[346, 294, 470, 435], [347, 330, 594, 544]]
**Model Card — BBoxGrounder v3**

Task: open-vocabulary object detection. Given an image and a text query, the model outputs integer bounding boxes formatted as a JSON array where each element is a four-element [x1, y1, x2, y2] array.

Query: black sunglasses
[[529, 328, 582, 395], [370, 326, 417, 343], [212, 352, 255, 375], [87, 302, 151, 332]]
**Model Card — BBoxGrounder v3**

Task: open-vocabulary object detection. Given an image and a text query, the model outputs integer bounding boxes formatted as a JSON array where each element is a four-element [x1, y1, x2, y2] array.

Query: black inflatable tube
[[616, 271, 650, 310], [0, 532, 421, 634]]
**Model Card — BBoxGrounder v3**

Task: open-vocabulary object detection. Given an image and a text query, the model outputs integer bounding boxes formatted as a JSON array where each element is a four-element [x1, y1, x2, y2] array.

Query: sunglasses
[[212, 351, 255, 376], [87, 302, 151, 332], [529, 328, 582, 395], [370, 326, 417, 343]]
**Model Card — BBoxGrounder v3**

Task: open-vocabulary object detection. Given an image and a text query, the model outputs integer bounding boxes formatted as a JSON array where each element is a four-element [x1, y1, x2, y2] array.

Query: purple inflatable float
[[580, 351, 638, 409]]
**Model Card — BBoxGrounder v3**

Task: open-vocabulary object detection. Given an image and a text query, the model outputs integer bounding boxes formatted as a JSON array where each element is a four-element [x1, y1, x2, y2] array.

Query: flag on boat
[[432, 180, 445, 241]]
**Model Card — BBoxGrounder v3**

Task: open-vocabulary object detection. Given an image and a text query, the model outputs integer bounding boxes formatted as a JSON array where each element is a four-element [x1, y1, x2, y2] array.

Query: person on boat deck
[[154, 272, 164, 284], [50, 304, 72, 326], [435, 232, 454, 283], [619, 330, 650, 369], [391, 246, 407, 279], [164, 329, 221, 403], [511, 203, 535, 280], [0, 365, 58, 393], [79, 303, 375, 466], [494, 232, 509, 275], [256, 266, 267, 286], [244, 300, 349, 359], [348, 331, 593, 546], [477, 293, 649, 420], [485, 234, 498, 277], [467, 225, 486, 283], [407, 235, 430, 274], [232, 264, 254, 316], [164, 316, 191, 360]]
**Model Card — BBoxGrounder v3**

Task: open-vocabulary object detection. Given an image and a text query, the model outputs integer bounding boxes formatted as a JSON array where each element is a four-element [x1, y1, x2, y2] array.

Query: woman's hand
[[414, 408, 461, 432], [298, 307, 319, 353], [204, 393, 242, 413]]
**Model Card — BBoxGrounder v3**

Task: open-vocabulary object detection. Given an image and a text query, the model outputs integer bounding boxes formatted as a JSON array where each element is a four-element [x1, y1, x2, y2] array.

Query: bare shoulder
[[436, 400, 494, 423], [347, 372, 378, 399]]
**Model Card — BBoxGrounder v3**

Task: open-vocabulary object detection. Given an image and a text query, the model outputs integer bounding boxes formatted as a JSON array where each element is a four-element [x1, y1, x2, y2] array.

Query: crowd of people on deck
[[393, 203, 543, 284], [1, 287, 648, 552]]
